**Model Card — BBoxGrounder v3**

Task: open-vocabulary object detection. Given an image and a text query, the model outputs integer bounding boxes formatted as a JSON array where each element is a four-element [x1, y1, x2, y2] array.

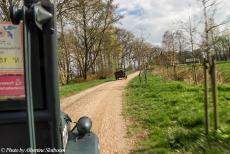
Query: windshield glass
[[0, 22, 25, 100]]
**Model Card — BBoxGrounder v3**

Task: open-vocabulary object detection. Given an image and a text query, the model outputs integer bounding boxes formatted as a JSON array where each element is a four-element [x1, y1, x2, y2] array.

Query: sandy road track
[[61, 72, 139, 154]]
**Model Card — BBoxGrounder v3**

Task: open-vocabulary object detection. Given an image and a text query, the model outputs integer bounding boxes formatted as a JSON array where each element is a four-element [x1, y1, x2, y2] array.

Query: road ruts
[[61, 72, 139, 154]]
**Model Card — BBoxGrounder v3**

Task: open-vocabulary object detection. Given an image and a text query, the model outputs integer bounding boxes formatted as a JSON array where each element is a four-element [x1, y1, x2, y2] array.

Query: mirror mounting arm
[[10, 0, 53, 31]]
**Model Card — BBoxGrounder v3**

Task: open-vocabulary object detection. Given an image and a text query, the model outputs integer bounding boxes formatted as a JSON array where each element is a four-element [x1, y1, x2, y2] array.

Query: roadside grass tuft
[[125, 72, 230, 153]]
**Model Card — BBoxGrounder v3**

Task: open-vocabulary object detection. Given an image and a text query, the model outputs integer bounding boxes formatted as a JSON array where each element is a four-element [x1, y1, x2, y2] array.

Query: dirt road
[[61, 72, 139, 154]]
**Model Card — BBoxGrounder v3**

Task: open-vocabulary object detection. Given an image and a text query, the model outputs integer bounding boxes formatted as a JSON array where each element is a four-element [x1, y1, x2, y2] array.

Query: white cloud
[[114, 0, 230, 46]]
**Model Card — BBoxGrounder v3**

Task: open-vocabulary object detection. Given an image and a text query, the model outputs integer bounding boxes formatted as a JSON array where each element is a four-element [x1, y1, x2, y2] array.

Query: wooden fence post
[[210, 58, 218, 131], [203, 60, 209, 135]]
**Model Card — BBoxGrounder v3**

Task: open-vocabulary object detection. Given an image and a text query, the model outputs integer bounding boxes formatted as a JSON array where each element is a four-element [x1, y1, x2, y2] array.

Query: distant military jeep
[[114, 69, 127, 80]]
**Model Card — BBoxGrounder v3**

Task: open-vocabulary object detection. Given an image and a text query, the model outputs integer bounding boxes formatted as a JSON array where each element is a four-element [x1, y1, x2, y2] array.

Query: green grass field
[[218, 62, 230, 82], [125, 73, 230, 153], [59, 77, 114, 97]]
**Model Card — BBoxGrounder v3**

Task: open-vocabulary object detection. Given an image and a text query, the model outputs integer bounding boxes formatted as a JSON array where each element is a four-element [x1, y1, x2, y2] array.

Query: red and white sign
[[0, 22, 25, 97], [0, 76, 24, 96]]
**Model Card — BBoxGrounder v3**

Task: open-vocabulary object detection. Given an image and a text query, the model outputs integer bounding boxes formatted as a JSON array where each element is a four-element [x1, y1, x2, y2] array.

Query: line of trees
[[160, 0, 230, 67], [2, 0, 229, 85], [0, 0, 157, 85], [56, 0, 156, 84]]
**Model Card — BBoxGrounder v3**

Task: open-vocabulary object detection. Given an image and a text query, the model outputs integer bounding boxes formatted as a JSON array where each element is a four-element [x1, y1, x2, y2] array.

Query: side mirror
[[75, 117, 92, 135], [66, 117, 99, 154]]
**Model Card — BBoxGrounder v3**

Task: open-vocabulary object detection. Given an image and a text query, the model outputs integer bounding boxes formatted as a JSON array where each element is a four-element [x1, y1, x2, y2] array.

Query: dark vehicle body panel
[[114, 69, 127, 80]]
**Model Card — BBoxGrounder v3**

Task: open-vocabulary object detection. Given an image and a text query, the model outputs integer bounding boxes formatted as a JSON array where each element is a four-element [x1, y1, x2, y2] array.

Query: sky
[[114, 0, 230, 46]]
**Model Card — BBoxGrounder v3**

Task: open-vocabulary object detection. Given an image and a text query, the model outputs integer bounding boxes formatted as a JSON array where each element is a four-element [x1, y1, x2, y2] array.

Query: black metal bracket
[[10, 0, 53, 30]]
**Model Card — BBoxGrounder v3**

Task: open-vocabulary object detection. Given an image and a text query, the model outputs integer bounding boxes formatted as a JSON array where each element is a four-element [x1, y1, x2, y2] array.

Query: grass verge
[[125, 72, 230, 153], [60, 77, 114, 97], [218, 62, 230, 82]]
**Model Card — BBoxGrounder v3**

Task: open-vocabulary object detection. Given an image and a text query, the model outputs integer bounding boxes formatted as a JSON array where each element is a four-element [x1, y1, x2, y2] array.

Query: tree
[[115, 28, 135, 69], [70, 0, 120, 80], [174, 30, 188, 63], [162, 30, 178, 78], [58, 32, 75, 85], [215, 32, 230, 60], [200, 0, 229, 57], [178, 14, 199, 83], [56, 0, 78, 84], [199, 0, 230, 133]]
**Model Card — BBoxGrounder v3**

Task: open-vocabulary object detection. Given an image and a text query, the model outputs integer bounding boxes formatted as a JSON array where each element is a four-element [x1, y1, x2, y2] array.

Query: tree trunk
[[83, 5, 89, 80]]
